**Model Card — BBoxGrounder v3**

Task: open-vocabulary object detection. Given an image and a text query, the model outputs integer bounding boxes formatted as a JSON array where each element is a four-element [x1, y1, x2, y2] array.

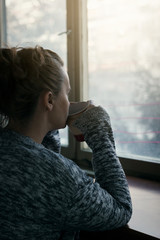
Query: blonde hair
[[0, 46, 64, 126]]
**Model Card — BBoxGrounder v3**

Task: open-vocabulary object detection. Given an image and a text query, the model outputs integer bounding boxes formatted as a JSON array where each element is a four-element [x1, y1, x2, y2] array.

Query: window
[[0, 0, 160, 180], [4, 0, 68, 146], [5, 0, 67, 64], [87, 0, 160, 162], [68, 0, 160, 180]]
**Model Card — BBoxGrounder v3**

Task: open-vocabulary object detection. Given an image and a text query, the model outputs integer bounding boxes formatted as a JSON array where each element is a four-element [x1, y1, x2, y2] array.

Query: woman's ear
[[44, 91, 54, 111]]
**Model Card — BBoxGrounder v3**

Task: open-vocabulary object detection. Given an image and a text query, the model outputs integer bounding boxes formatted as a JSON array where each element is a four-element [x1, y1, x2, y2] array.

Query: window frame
[[0, 0, 160, 181], [0, 0, 7, 46], [61, 0, 88, 158]]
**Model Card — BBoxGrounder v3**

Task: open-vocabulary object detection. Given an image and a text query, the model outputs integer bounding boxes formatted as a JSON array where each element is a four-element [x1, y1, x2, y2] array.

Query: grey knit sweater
[[0, 106, 132, 239]]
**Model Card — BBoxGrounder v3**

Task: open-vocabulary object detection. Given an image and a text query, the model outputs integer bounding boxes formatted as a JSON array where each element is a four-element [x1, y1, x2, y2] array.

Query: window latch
[[58, 30, 72, 36]]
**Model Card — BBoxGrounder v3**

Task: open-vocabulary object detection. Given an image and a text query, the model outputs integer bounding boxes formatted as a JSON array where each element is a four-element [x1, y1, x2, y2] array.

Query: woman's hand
[[66, 101, 95, 140]]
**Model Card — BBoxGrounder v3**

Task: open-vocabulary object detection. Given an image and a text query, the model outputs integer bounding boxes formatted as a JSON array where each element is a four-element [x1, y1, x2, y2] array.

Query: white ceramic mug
[[67, 100, 93, 141]]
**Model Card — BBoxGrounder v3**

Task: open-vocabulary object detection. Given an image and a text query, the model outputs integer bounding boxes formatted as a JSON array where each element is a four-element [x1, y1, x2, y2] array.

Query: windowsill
[[127, 176, 160, 239], [84, 170, 160, 239]]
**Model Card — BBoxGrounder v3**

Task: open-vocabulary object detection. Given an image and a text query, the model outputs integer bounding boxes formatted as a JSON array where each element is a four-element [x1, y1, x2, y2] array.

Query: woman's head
[[0, 46, 67, 127]]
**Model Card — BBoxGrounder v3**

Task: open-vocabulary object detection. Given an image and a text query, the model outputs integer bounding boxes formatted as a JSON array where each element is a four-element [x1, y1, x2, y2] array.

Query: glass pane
[[6, 0, 68, 146], [87, 0, 160, 161]]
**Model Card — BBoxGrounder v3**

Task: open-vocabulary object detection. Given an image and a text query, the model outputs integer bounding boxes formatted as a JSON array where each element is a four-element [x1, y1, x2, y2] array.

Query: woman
[[0, 46, 132, 239]]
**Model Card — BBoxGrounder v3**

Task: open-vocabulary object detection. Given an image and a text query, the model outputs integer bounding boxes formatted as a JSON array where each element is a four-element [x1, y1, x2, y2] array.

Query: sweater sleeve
[[42, 130, 61, 153], [63, 106, 132, 231]]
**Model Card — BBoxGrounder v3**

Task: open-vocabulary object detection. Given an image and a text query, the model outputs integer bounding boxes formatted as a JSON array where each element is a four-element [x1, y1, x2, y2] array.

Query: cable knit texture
[[0, 106, 132, 239]]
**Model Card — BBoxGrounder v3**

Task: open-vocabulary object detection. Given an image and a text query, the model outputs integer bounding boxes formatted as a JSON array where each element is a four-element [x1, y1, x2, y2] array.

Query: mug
[[67, 100, 93, 142]]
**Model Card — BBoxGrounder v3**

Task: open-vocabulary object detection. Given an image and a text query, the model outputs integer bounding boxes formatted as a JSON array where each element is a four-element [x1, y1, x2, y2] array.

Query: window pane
[[6, 0, 67, 65], [88, 0, 160, 161], [6, 0, 68, 146]]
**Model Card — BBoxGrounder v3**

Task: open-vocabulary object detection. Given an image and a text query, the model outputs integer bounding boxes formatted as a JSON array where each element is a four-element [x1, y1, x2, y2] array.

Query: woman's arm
[[63, 106, 132, 231]]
